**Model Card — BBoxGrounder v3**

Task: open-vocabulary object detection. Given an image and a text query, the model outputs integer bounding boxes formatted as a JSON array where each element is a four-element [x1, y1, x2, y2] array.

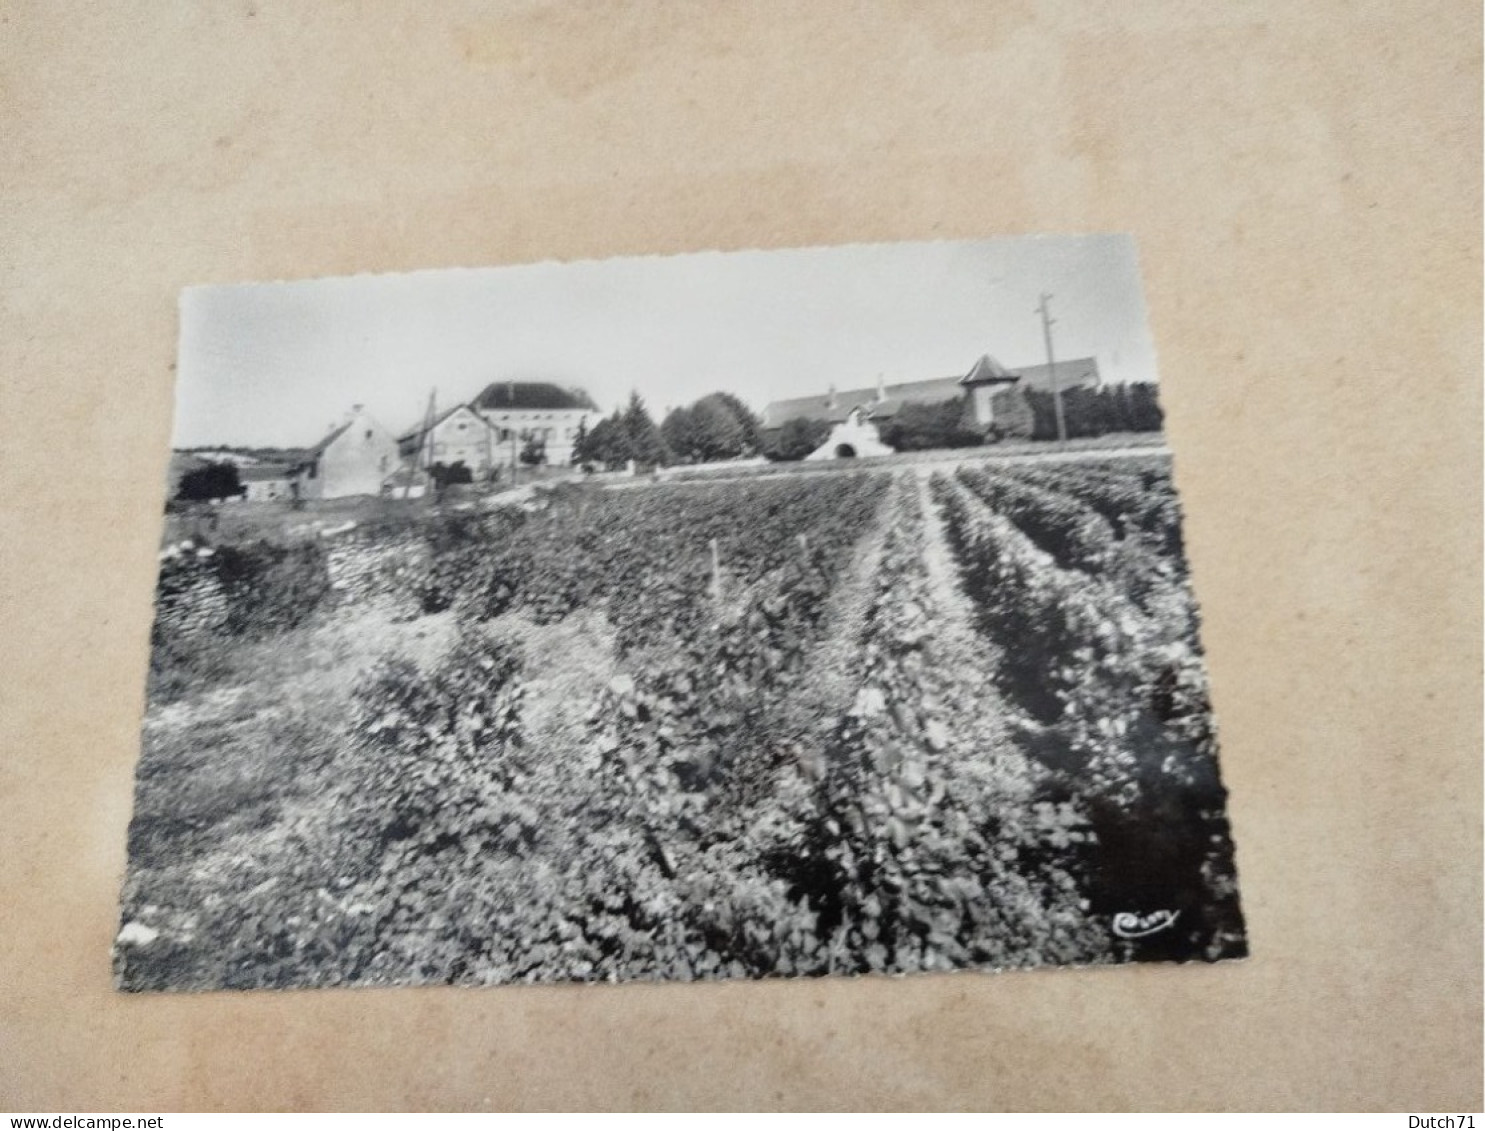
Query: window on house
[[365, 430, 373, 439]]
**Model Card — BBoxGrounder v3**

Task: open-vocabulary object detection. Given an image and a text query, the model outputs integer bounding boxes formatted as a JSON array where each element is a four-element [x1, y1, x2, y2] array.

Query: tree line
[[572, 391, 768, 471], [1024, 383, 1164, 440], [753, 382, 1166, 461], [179, 382, 1169, 500]]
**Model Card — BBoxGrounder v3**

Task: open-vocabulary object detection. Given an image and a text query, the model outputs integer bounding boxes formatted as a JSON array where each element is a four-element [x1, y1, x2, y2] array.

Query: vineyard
[[118, 453, 1244, 991]]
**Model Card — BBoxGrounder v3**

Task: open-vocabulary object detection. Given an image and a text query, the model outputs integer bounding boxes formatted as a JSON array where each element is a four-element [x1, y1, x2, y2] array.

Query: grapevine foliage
[[778, 482, 1108, 973], [932, 468, 1243, 961], [123, 457, 1244, 990]]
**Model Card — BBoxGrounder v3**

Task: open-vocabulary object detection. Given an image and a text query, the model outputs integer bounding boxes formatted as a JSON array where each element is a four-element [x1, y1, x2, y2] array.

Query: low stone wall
[[153, 548, 230, 640], [324, 530, 430, 610], [152, 526, 433, 641]]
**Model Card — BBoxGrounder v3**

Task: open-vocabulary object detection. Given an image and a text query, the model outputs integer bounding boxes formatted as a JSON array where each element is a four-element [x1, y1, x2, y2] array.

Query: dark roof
[[397, 404, 478, 445], [760, 356, 1100, 427], [308, 421, 352, 456], [307, 409, 402, 459], [473, 381, 598, 412], [1011, 357, 1101, 393], [762, 377, 964, 428], [961, 354, 1016, 384]]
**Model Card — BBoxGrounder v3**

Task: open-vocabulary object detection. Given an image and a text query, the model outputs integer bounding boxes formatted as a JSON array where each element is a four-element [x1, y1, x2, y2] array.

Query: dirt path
[[760, 473, 903, 790], [913, 469, 987, 642], [907, 471, 1042, 803]]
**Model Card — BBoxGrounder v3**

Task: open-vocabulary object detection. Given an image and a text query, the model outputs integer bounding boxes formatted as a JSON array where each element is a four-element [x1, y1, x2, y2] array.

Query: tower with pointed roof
[[958, 354, 1021, 428]]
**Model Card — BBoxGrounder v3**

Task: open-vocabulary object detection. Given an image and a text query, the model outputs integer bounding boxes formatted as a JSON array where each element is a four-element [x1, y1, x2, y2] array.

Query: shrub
[[146, 625, 239, 704], [213, 541, 334, 637], [763, 417, 831, 461], [177, 462, 245, 502], [519, 436, 547, 466], [351, 630, 528, 856], [880, 397, 983, 451]]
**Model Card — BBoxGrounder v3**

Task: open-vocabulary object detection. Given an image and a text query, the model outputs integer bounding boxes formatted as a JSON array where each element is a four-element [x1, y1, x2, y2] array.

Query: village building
[[298, 406, 402, 500], [760, 354, 1101, 447], [399, 381, 600, 471], [399, 404, 504, 482], [238, 464, 299, 502], [805, 405, 895, 461], [470, 380, 599, 468]]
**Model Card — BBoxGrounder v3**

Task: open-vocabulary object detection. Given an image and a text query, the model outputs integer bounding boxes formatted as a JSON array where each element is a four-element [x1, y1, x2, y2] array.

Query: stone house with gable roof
[[298, 405, 402, 500], [399, 381, 600, 472]]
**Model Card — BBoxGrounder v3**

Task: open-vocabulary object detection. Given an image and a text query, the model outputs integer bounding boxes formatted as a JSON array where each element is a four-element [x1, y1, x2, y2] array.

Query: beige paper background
[[1, 0, 1480, 1112]]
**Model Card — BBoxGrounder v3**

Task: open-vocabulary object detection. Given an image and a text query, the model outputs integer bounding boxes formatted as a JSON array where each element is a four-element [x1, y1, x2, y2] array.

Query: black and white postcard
[[118, 235, 1246, 990]]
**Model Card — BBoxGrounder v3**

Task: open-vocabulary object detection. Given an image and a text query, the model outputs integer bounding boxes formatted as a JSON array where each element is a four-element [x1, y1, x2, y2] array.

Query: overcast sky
[[175, 234, 1159, 449]]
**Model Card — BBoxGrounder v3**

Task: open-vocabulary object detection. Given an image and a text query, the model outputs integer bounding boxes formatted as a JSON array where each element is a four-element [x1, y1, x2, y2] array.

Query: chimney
[[875, 374, 887, 404], [826, 383, 837, 410]]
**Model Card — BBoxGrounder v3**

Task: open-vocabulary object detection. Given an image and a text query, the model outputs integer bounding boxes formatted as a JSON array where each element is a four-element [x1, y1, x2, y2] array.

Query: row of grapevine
[[415, 474, 888, 654], [1003, 456, 1185, 562], [931, 469, 1242, 960], [314, 473, 900, 984], [956, 464, 1191, 628], [778, 477, 1111, 973], [955, 465, 1122, 576], [523, 473, 905, 979], [935, 473, 1148, 752]]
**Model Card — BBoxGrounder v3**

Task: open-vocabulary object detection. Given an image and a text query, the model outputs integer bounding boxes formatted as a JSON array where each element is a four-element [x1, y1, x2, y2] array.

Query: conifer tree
[[569, 418, 589, 466], [622, 392, 669, 468]]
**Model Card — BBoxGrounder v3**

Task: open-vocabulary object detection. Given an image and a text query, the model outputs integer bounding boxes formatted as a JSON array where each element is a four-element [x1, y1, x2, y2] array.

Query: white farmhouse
[[400, 381, 600, 472], [298, 406, 402, 499], [470, 380, 598, 468]]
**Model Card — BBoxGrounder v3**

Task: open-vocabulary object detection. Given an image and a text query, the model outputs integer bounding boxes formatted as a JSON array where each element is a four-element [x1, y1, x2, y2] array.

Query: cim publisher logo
[[1111, 909, 1179, 939]]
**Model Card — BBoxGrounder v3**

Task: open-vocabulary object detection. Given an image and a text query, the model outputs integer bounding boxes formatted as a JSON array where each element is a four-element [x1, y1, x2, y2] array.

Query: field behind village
[[118, 447, 1245, 990]]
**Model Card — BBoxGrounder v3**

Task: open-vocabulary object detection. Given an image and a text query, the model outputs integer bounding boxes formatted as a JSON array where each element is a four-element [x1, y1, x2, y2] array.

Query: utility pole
[[420, 387, 438, 505], [1038, 293, 1068, 444]]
